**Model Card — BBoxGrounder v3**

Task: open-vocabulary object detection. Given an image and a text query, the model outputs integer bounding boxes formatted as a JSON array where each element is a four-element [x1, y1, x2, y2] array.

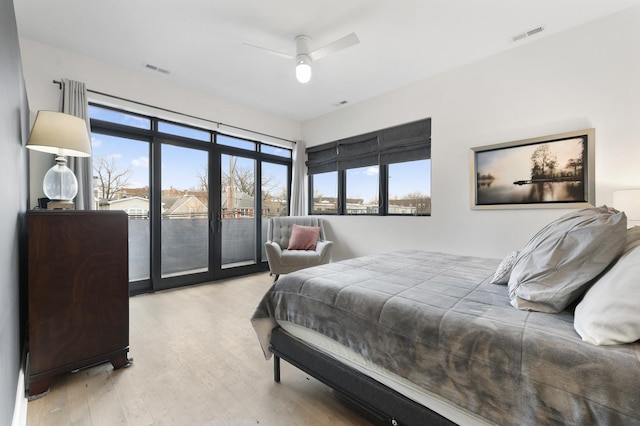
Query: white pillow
[[574, 226, 640, 345], [490, 251, 518, 285], [508, 206, 627, 313]]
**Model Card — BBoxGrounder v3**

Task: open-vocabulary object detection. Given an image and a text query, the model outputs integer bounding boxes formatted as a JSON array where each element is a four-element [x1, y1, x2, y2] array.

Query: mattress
[[279, 320, 492, 425], [252, 250, 640, 425]]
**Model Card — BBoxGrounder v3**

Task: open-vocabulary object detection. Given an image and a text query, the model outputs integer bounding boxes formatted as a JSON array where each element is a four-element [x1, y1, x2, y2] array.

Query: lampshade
[[26, 111, 91, 158], [613, 188, 640, 225], [295, 54, 312, 84]]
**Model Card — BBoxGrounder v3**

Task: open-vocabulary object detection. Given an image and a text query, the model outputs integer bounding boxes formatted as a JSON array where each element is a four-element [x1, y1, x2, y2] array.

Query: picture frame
[[470, 128, 595, 210]]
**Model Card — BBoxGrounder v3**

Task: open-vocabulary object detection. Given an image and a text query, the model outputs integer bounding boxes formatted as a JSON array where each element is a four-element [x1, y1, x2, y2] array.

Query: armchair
[[265, 216, 333, 280]]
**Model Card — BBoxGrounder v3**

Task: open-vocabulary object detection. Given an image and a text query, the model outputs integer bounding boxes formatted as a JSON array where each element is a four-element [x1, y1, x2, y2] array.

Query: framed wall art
[[470, 128, 595, 209]]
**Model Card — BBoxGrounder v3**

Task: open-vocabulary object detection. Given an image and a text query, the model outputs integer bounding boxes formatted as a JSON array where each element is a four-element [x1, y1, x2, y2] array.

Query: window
[[262, 161, 289, 218], [388, 160, 431, 215], [90, 131, 151, 283], [261, 144, 292, 158], [310, 171, 338, 214], [218, 134, 256, 150], [157, 121, 210, 142], [88, 105, 150, 129], [307, 118, 431, 216], [346, 166, 379, 214]]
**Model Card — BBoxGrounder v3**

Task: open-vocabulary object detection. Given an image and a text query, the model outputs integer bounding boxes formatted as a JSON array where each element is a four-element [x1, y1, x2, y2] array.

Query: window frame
[[307, 119, 431, 217], [309, 162, 431, 216], [386, 159, 432, 216], [309, 171, 340, 215]]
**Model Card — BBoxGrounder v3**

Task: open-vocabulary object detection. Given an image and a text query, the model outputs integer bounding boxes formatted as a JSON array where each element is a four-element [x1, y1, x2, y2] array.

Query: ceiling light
[[295, 54, 312, 84]]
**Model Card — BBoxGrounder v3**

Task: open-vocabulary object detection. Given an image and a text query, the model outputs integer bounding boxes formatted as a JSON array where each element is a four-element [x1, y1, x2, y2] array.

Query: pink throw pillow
[[288, 224, 320, 250]]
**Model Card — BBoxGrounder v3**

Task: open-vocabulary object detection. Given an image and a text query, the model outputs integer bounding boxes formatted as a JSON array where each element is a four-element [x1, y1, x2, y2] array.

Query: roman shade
[[379, 118, 431, 165], [306, 142, 338, 174], [305, 118, 431, 174], [336, 133, 379, 170]]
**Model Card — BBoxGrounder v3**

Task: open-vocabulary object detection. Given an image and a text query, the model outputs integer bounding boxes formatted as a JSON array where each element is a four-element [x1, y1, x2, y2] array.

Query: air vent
[[512, 26, 544, 42], [144, 63, 171, 74], [527, 27, 544, 37]]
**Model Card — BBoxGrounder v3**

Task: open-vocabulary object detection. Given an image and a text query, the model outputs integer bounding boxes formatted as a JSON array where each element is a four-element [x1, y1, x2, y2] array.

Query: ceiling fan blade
[[309, 32, 360, 61], [242, 42, 295, 60]]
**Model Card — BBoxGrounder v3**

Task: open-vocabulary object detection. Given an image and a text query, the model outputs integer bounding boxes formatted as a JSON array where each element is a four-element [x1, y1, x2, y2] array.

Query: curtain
[[306, 141, 337, 174], [305, 118, 431, 174], [60, 78, 93, 210], [290, 140, 307, 216], [336, 132, 379, 170], [379, 118, 431, 165]]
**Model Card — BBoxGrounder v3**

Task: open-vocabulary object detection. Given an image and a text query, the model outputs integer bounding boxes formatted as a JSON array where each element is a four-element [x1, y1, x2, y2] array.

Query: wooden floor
[[26, 272, 373, 425]]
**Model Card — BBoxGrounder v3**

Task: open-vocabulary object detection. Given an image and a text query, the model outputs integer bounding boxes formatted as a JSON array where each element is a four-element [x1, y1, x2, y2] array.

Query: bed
[[251, 207, 640, 425]]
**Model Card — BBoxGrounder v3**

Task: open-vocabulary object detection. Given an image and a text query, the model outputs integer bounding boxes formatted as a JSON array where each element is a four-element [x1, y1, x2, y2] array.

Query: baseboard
[[11, 360, 27, 426]]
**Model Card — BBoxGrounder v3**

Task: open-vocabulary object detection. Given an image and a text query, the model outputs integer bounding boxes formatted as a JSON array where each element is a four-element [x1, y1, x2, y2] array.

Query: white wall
[[19, 7, 640, 262], [303, 7, 640, 261], [18, 38, 303, 208]]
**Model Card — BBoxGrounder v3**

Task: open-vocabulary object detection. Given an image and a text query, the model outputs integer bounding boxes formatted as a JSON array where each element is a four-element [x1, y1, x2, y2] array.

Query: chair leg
[[273, 274, 279, 282]]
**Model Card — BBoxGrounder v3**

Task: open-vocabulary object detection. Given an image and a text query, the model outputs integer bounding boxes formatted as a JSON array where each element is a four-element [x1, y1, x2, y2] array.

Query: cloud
[[124, 116, 149, 128], [364, 166, 379, 176], [91, 135, 103, 148], [131, 156, 149, 168]]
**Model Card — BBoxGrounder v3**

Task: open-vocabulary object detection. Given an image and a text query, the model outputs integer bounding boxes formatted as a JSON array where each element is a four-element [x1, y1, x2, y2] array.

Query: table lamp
[[26, 111, 92, 209]]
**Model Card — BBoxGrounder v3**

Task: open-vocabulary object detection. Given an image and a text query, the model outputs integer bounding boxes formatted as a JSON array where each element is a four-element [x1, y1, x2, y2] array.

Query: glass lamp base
[[43, 156, 78, 202]]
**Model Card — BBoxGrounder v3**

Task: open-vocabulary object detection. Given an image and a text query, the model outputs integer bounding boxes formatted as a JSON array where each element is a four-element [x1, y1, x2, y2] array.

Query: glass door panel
[[91, 133, 151, 292], [161, 145, 209, 278], [221, 154, 256, 269], [261, 161, 289, 261]]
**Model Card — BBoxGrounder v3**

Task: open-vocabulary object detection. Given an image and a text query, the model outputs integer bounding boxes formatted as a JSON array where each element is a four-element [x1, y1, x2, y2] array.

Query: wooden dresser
[[26, 210, 131, 397]]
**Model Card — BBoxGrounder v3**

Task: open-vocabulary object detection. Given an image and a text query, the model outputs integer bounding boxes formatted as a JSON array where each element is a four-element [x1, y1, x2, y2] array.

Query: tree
[[223, 157, 280, 201], [196, 167, 208, 192], [530, 145, 557, 178], [94, 156, 132, 200], [566, 158, 582, 176], [403, 191, 430, 200]]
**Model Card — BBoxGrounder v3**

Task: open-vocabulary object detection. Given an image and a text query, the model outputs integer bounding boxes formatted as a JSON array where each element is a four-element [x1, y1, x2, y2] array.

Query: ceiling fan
[[244, 32, 360, 83]]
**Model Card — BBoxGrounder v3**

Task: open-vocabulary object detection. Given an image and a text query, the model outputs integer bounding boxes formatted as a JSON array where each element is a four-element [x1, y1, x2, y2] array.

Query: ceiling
[[13, 0, 640, 122]]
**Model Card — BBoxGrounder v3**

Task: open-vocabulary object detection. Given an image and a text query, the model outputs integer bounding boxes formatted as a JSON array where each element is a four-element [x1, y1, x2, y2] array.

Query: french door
[[89, 104, 291, 294], [154, 142, 282, 290], [220, 153, 257, 270], [158, 144, 210, 281], [90, 131, 152, 294]]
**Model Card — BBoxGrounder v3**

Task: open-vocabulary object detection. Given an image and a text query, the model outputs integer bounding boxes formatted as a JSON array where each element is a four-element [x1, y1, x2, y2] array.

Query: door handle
[[211, 212, 222, 234]]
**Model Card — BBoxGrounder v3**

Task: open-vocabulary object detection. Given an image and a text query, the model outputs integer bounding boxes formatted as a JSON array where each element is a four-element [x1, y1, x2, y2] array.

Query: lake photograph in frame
[[471, 129, 594, 209]]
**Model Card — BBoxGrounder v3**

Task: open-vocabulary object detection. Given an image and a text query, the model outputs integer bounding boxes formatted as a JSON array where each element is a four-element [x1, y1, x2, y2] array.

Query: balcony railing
[[128, 217, 269, 281]]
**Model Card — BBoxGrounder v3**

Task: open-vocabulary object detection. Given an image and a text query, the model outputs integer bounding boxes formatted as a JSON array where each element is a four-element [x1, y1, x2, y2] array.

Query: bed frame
[[270, 327, 456, 426]]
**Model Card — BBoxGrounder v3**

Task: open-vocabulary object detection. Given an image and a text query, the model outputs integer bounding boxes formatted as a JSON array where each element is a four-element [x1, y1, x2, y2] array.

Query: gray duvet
[[251, 250, 640, 425]]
